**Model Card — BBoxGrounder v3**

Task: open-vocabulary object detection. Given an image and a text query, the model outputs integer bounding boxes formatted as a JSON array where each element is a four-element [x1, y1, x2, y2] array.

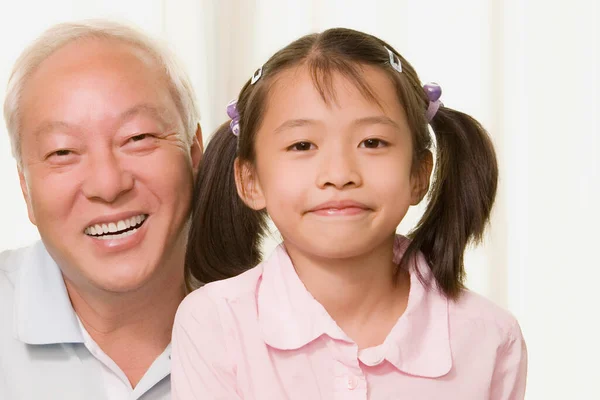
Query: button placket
[[346, 375, 359, 390], [329, 340, 367, 399]]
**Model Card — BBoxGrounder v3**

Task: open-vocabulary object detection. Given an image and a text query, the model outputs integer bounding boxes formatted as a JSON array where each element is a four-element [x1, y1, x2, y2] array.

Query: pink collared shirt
[[172, 237, 527, 399]]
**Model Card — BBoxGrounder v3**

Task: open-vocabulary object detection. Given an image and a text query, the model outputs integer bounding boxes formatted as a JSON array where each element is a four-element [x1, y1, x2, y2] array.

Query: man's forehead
[[20, 38, 174, 119], [32, 36, 161, 81], [16, 35, 186, 144]]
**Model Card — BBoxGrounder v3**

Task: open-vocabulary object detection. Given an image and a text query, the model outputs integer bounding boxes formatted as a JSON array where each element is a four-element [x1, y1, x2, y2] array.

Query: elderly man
[[0, 20, 202, 399]]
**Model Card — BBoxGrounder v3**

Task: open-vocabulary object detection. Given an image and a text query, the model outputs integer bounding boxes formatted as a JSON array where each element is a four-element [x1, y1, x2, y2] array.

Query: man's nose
[[81, 149, 134, 203]]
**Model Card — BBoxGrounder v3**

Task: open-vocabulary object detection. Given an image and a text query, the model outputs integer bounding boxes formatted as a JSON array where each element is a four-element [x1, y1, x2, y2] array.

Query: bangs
[[306, 54, 383, 108]]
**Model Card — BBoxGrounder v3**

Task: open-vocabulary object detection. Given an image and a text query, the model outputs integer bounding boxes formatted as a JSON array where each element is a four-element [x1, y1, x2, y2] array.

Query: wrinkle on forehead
[[22, 38, 184, 134]]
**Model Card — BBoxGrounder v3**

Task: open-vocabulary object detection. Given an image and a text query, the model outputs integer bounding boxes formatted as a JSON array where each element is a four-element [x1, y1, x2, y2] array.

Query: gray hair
[[3, 19, 200, 168]]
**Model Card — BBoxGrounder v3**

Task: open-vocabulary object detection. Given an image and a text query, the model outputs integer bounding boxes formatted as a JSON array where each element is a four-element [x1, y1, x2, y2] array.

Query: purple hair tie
[[226, 99, 240, 136], [423, 82, 442, 122]]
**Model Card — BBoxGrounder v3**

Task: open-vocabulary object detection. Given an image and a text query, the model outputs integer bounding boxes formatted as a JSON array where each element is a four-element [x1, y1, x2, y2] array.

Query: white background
[[0, 1, 598, 398]]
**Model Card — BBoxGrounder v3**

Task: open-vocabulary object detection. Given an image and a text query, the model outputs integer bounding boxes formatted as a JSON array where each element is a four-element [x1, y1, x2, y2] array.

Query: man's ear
[[234, 158, 266, 211], [410, 150, 433, 205], [18, 168, 36, 226], [191, 123, 204, 177]]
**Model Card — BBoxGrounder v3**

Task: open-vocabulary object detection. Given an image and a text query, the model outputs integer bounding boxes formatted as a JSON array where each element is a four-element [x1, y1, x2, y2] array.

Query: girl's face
[[237, 65, 430, 260]]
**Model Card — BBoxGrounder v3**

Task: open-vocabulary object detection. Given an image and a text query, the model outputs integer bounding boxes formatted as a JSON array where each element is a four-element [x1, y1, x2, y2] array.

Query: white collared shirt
[[0, 241, 172, 400]]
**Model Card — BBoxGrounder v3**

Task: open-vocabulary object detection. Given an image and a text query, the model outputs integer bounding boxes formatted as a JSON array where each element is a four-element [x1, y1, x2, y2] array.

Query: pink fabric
[[172, 237, 527, 399]]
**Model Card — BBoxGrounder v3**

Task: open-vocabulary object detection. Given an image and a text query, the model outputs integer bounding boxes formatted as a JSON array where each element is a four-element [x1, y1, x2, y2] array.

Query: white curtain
[[0, 1, 598, 398]]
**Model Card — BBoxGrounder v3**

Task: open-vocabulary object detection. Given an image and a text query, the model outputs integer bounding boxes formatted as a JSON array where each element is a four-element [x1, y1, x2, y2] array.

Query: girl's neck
[[284, 234, 410, 349]]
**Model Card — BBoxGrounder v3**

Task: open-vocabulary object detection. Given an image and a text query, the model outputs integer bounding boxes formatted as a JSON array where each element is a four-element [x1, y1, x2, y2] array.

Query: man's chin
[[77, 262, 159, 294], [93, 278, 153, 295]]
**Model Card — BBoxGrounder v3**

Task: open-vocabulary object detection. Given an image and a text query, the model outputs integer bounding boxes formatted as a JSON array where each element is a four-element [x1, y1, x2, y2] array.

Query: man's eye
[[47, 149, 72, 158], [360, 138, 388, 148], [130, 134, 151, 142], [45, 149, 78, 165], [288, 141, 315, 151]]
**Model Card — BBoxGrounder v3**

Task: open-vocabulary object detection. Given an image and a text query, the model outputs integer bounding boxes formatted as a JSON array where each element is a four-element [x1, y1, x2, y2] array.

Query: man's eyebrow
[[32, 104, 175, 138], [33, 121, 74, 138], [273, 119, 319, 135], [118, 103, 174, 128], [352, 115, 401, 130]]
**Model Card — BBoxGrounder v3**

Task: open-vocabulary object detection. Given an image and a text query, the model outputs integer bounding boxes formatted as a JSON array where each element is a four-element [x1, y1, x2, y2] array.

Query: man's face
[[18, 38, 200, 293]]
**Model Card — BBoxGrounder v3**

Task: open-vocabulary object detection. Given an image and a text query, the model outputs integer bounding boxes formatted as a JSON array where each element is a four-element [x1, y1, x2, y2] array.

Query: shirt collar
[[77, 314, 172, 397], [133, 343, 172, 397], [257, 244, 347, 351], [257, 235, 451, 378], [14, 241, 83, 345]]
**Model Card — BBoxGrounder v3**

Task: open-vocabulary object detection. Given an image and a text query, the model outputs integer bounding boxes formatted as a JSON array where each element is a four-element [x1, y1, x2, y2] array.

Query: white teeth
[[84, 214, 147, 236], [96, 227, 139, 240]]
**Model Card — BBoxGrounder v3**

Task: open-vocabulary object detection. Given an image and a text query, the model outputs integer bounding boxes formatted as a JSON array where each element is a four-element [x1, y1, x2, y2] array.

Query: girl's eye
[[360, 138, 388, 149], [288, 141, 315, 151]]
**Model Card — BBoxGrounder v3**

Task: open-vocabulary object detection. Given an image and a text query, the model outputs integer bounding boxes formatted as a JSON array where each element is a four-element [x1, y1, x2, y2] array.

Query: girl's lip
[[310, 207, 369, 216], [308, 200, 370, 212]]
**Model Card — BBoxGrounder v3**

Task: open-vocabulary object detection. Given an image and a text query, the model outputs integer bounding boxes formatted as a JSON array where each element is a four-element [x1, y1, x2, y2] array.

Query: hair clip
[[251, 66, 263, 85], [423, 82, 443, 122], [226, 99, 240, 136], [385, 46, 402, 73]]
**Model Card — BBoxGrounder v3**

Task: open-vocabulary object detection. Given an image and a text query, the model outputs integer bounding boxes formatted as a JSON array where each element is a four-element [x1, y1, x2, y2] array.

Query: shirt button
[[346, 376, 358, 390]]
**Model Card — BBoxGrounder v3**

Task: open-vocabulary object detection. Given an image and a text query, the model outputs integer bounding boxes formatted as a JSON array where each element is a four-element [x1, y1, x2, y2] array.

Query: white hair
[[3, 19, 200, 168]]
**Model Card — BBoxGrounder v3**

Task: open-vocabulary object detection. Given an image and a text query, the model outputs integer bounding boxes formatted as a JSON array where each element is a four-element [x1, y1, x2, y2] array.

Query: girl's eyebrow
[[273, 118, 318, 134], [353, 115, 400, 130], [273, 115, 400, 135]]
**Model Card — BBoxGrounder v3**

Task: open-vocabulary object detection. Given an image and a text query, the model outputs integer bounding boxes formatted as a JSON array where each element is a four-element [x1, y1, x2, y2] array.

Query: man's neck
[[285, 235, 410, 349], [64, 264, 185, 387]]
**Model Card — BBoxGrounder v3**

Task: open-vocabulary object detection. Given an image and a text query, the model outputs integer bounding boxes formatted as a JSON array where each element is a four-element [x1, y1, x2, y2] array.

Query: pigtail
[[185, 122, 267, 287], [401, 107, 498, 299]]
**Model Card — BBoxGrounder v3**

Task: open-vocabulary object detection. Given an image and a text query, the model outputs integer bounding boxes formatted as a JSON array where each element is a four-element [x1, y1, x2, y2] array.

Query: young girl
[[173, 28, 527, 399]]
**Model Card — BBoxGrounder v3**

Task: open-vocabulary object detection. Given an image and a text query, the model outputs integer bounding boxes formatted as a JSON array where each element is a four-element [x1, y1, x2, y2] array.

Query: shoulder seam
[[0, 268, 14, 289], [498, 317, 520, 356], [203, 289, 240, 379]]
